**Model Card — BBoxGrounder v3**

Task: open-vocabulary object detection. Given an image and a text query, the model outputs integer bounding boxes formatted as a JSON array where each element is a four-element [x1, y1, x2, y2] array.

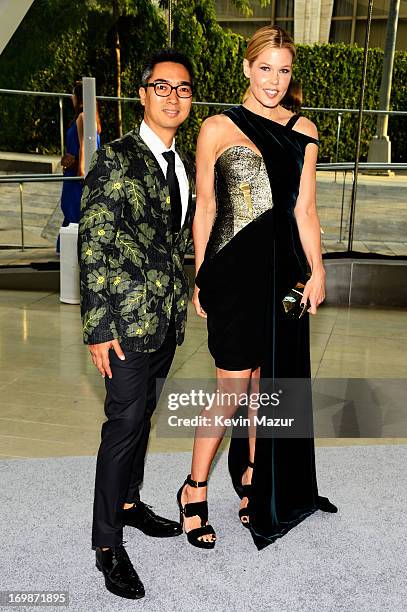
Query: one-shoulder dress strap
[[285, 113, 301, 130]]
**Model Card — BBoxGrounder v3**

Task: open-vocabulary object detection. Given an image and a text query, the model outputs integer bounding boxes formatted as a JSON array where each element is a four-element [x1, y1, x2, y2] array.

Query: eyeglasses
[[144, 81, 193, 98]]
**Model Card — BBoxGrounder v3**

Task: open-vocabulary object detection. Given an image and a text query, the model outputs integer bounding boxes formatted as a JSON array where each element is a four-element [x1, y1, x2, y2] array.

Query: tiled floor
[[0, 290, 405, 459]]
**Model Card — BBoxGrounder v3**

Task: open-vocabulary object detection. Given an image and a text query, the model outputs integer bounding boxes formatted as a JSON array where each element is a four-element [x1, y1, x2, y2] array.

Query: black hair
[[70, 80, 102, 133], [141, 48, 194, 87], [72, 80, 83, 115]]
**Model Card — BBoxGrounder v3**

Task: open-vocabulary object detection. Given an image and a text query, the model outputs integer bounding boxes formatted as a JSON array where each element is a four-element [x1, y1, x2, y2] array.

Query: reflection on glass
[[276, 19, 294, 36], [357, 0, 390, 17], [355, 21, 386, 47], [329, 19, 352, 43], [316, 168, 407, 257], [221, 21, 270, 37], [216, 0, 272, 18], [23, 309, 28, 343], [333, 0, 355, 17], [276, 0, 294, 19], [215, 0, 240, 18]]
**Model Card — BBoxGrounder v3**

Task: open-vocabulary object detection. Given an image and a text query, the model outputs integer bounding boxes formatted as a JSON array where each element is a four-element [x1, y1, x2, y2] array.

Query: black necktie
[[162, 150, 182, 233]]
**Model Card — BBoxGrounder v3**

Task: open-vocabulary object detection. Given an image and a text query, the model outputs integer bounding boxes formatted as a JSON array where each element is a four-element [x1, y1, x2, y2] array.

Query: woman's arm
[[76, 112, 85, 176], [192, 116, 220, 317], [293, 119, 325, 315]]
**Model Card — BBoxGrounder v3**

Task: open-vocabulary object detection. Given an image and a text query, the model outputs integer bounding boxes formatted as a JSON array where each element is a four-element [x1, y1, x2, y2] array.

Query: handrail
[[1, 162, 405, 253], [2, 86, 406, 164], [0, 175, 83, 183], [317, 162, 407, 169], [0, 88, 72, 98], [1, 162, 406, 184], [0, 88, 407, 115]]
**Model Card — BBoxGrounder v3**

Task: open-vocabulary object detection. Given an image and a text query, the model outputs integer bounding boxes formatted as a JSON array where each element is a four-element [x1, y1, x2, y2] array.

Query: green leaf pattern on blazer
[[78, 129, 195, 352]]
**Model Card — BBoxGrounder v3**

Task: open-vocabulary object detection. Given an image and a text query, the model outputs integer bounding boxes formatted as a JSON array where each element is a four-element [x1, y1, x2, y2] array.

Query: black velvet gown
[[195, 105, 336, 550]]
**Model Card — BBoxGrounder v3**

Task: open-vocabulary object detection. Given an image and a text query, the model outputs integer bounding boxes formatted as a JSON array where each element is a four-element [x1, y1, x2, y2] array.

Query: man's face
[[139, 61, 192, 132]]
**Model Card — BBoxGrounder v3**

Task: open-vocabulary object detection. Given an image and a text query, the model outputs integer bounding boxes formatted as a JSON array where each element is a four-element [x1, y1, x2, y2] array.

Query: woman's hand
[[301, 266, 326, 315], [192, 285, 207, 319], [61, 153, 77, 169]]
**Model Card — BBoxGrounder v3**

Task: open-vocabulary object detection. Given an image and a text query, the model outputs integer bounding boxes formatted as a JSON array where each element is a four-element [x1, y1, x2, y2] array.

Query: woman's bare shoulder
[[294, 115, 318, 140], [199, 114, 231, 135], [197, 114, 230, 152]]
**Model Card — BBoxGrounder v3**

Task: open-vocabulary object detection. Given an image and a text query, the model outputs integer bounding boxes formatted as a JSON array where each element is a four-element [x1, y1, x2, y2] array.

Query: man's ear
[[243, 59, 251, 79], [139, 86, 146, 107]]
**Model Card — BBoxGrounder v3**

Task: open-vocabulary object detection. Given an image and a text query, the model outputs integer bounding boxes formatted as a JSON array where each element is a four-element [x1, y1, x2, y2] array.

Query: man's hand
[[88, 339, 125, 379]]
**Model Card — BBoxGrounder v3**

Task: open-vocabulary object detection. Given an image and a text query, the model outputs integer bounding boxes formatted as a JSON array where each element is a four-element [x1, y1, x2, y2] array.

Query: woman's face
[[243, 46, 293, 108], [72, 93, 77, 109]]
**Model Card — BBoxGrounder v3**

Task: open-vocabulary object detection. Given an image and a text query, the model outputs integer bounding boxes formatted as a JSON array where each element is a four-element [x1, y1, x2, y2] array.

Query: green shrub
[[0, 0, 405, 162]]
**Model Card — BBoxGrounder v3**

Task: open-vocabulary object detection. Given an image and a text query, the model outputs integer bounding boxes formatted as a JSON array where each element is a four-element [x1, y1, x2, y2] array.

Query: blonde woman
[[177, 25, 337, 550]]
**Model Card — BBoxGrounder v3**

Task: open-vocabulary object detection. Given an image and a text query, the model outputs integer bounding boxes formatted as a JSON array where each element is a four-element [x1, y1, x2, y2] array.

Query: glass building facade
[[215, 0, 407, 49]]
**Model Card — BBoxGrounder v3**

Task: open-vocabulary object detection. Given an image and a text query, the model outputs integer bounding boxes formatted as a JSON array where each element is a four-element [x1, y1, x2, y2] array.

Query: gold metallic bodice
[[205, 146, 273, 259]]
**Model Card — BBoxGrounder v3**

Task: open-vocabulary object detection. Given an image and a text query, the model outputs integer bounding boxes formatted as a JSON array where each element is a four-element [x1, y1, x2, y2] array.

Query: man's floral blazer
[[78, 127, 195, 352]]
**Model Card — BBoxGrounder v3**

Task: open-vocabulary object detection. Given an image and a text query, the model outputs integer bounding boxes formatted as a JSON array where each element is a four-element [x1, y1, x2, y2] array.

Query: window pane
[[355, 20, 388, 47], [216, 0, 245, 18], [357, 0, 389, 17], [358, 0, 407, 17], [275, 19, 294, 36], [333, 0, 355, 17], [329, 19, 352, 43], [394, 19, 407, 50], [318, 167, 407, 256], [219, 21, 270, 37], [215, 0, 271, 19], [251, 3, 273, 18], [276, 0, 294, 19], [351, 168, 407, 256]]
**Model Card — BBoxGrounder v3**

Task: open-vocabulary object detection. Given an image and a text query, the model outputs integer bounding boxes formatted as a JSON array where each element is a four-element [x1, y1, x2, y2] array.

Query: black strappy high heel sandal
[[176, 475, 216, 549], [239, 460, 255, 528]]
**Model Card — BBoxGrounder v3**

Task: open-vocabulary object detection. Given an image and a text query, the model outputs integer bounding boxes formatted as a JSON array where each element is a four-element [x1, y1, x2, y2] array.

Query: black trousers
[[91, 318, 176, 549]]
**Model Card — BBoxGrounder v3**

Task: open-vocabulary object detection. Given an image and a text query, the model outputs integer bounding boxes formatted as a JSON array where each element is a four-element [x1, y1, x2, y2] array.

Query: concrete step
[[0, 152, 61, 174]]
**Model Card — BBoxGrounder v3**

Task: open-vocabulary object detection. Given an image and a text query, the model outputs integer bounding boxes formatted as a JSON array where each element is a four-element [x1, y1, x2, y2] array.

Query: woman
[[58, 81, 101, 251], [177, 25, 337, 550]]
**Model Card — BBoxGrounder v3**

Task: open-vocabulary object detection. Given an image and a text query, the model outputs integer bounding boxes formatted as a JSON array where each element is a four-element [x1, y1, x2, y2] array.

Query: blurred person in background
[[58, 80, 101, 252]]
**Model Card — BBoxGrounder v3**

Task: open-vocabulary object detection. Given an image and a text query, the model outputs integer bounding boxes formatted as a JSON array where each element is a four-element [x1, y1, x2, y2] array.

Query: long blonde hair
[[242, 25, 302, 110]]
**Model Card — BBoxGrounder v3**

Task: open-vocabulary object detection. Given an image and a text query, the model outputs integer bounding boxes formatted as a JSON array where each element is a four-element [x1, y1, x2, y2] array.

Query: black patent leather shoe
[[95, 543, 145, 600], [120, 501, 183, 537]]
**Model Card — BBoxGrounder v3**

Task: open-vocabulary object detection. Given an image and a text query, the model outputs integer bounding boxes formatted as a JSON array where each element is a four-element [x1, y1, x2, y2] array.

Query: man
[[78, 49, 194, 600]]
